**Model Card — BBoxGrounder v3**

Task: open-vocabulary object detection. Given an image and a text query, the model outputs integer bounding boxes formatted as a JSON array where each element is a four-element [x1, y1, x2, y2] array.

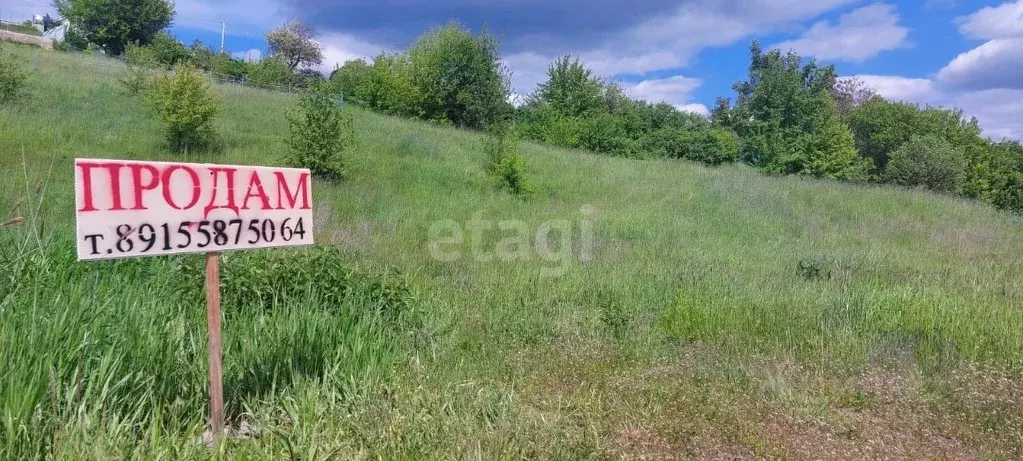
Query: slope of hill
[[2, 45, 1022, 459]]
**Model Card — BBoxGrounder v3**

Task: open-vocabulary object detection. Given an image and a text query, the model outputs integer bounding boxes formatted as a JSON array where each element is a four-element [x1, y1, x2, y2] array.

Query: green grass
[[2, 44, 1023, 459], [0, 23, 43, 37]]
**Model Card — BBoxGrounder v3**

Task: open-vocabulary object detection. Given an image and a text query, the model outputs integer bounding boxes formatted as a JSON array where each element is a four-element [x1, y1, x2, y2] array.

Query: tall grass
[[2, 44, 1023, 458]]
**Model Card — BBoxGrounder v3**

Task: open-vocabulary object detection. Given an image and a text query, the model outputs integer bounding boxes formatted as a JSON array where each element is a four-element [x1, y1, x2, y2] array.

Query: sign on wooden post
[[74, 159, 315, 436]]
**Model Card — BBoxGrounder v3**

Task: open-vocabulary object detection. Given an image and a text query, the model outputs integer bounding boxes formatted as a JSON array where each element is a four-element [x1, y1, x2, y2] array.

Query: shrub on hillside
[[483, 127, 530, 196], [799, 113, 872, 181], [846, 97, 983, 173], [527, 56, 605, 117], [292, 68, 326, 90], [718, 42, 870, 180], [366, 53, 421, 117], [246, 56, 294, 89], [515, 105, 584, 148], [123, 41, 158, 67], [579, 112, 641, 158], [286, 83, 354, 179], [407, 22, 512, 129], [144, 64, 221, 153], [123, 31, 189, 68], [883, 135, 968, 194], [118, 65, 152, 95], [0, 49, 27, 104], [965, 140, 1023, 212], [645, 127, 740, 165], [53, 26, 90, 52], [329, 58, 374, 106]]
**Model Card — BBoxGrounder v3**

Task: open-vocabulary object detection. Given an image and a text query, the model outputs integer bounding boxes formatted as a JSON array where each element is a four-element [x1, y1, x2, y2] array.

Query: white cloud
[[504, 0, 857, 94], [678, 103, 710, 116], [624, 75, 702, 103], [508, 93, 526, 107], [955, 0, 1023, 40], [314, 33, 382, 74], [171, 0, 282, 37], [771, 3, 910, 62], [846, 75, 941, 105], [936, 38, 1023, 90], [504, 51, 553, 99], [622, 75, 703, 108], [588, 0, 858, 76], [954, 89, 1023, 140], [231, 49, 263, 62]]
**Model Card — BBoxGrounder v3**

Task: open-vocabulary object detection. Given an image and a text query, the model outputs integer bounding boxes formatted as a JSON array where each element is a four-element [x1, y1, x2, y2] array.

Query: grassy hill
[[2, 45, 1023, 459]]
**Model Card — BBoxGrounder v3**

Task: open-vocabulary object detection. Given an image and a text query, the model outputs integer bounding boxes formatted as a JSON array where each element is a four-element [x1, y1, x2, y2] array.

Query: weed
[[0, 47, 27, 103]]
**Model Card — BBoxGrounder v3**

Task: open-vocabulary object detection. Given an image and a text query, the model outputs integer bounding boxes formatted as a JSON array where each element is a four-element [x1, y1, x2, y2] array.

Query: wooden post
[[205, 252, 225, 437]]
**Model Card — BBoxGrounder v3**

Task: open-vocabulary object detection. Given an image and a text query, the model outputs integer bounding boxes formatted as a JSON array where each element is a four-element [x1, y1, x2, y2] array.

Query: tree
[[722, 41, 860, 178], [846, 97, 984, 173], [56, 0, 174, 55], [526, 56, 604, 117], [800, 101, 871, 181], [407, 22, 511, 130], [266, 20, 323, 70], [330, 59, 374, 107], [832, 77, 876, 117], [247, 56, 294, 88], [884, 135, 968, 194], [365, 52, 421, 117], [0, 49, 27, 104], [965, 140, 1023, 211], [144, 64, 220, 153], [644, 126, 740, 165], [286, 83, 353, 178]]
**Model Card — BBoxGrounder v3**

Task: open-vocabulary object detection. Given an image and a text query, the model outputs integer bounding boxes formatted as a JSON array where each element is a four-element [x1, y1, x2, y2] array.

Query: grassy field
[[2, 44, 1023, 459]]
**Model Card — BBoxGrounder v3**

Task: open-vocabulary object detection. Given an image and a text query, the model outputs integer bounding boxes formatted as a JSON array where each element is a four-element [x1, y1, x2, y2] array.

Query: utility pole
[[220, 21, 226, 53]]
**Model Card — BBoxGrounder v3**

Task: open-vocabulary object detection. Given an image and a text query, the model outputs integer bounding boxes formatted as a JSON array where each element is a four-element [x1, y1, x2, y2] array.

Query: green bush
[[799, 112, 872, 181], [0, 49, 27, 104], [883, 135, 968, 194], [579, 112, 640, 158], [846, 98, 984, 173], [483, 128, 530, 195], [246, 56, 294, 89], [123, 31, 189, 68], [515, 105, 584, 148], [53, 27, 90, 52], [175, 246, 415, 318], [118, 64, 152, 95], [645, 127, 740, 165], [329, 58, 373, 106], [285, 84, 354, 178], [719, 42, 870, 180], [966, 140, 1023, 212], [407, 22, 511, 129], [144, 64, 221, 153], [527, 56, 605, 117], [368, 53, 421, 117], [147, 31, 189, 67], [123, 41, 158, 67]]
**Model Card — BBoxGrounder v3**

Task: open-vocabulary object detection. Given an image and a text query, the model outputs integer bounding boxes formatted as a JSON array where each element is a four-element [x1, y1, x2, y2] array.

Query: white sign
[[75, 159, 314, 260]]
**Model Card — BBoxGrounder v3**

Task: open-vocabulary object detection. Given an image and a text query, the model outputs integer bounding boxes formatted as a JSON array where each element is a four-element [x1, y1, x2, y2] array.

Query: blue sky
[[5, 0, 1023, 139]]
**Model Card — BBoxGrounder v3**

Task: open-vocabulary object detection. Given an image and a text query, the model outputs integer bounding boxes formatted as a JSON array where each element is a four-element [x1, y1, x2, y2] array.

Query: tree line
[[54, 0, 326, 90], [52, 0, 1023, 212], [330, 26, 1023, 212]]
